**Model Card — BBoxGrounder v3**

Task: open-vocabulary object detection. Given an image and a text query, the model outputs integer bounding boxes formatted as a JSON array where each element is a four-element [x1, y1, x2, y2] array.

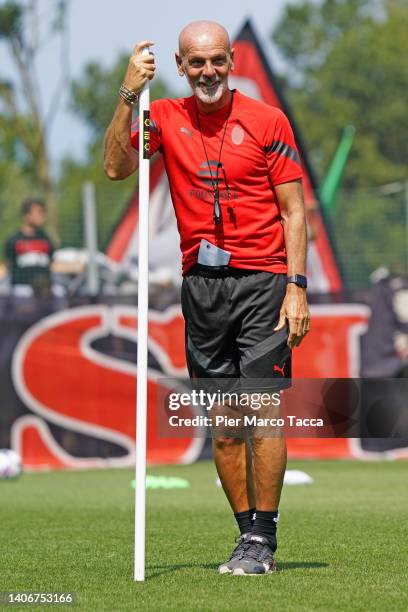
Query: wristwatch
[[287, 274, 307, 289]]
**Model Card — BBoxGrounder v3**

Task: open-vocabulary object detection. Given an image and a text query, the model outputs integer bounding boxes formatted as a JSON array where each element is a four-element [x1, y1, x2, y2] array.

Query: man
[[104, 21, 310, 575], [5, 198, 55, 297]]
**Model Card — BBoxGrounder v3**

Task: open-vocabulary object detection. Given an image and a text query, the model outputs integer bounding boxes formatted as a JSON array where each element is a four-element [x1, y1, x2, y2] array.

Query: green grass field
[[0, 460, 407, 612]]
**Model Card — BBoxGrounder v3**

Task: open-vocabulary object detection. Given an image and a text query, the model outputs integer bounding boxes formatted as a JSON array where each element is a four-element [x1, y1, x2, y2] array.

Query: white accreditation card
[[197, 239, 231, 266]]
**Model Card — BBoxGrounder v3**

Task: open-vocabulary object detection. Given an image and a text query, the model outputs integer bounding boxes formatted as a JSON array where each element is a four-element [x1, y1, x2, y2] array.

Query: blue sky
[[0, 0, 293, 169]]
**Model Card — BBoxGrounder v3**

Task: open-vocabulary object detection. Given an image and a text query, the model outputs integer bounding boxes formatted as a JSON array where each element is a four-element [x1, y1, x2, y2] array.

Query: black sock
[[252, 510, 279, 550], [234, 508, 256, 535]]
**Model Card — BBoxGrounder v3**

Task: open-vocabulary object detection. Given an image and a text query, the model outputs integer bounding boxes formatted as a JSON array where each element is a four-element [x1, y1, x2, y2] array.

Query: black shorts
[[181, 264, 291, 393]]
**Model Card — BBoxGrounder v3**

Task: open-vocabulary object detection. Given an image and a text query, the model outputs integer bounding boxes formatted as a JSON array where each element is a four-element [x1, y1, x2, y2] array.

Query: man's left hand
[[274, 284, 310, 348]]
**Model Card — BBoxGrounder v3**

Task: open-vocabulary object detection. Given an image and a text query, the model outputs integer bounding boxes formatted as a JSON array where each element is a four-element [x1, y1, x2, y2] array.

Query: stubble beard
[[189, 76, 229, 105]]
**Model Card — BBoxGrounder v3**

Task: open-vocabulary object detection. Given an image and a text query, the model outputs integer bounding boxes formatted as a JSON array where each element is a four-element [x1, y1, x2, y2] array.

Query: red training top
[[131, 90, 303, 274]]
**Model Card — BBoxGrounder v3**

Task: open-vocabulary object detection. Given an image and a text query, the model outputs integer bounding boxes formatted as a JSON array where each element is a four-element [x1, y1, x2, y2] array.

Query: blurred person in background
[[4, 197, 86, 298], [4, 198, 55, 297]]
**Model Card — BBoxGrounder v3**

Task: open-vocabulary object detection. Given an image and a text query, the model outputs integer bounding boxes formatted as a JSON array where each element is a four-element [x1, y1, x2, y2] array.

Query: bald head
[[176, 20, 234, 110], [178, 20, 231, 57]]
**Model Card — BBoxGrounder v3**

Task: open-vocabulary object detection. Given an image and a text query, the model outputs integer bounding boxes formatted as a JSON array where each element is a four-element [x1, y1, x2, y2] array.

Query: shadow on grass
[[146, 561, 327, 579], [146, 563, 218, 579], [277, 562, 328, 572]]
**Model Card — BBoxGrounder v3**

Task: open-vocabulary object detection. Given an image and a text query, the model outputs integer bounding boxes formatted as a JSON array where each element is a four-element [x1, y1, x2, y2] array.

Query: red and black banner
[[2, 294, 407, 468]]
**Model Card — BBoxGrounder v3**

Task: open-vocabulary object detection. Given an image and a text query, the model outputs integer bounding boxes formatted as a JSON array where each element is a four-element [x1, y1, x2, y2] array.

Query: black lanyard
[[195, 90, 234, 224]]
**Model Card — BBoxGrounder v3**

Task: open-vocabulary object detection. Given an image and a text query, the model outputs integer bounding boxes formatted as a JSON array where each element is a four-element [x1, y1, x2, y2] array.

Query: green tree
[[272, 0, 408, 285], [0, 97, 38, 253], [0, 0, 70, 242], [272, 0, 407, 187]]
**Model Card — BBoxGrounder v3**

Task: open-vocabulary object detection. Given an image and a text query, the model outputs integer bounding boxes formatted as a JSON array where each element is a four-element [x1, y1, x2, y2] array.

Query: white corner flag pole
[[134, 46, 150, 582]]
